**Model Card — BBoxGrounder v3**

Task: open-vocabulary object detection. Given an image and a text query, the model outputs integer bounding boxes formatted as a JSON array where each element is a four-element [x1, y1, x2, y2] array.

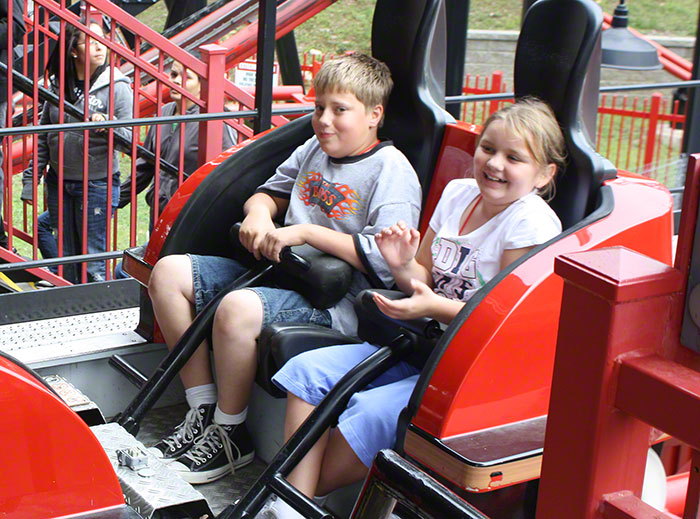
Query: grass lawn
[[293, 0, 699, 56]]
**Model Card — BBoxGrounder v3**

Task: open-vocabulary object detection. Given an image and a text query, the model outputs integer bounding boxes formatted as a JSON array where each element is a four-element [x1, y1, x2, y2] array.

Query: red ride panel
[[0, 357, 123, 518]]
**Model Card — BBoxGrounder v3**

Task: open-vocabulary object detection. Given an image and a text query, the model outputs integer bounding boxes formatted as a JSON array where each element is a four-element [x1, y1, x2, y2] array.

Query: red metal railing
[[2, 0, 315, 284], [455, 71, 687, 189]]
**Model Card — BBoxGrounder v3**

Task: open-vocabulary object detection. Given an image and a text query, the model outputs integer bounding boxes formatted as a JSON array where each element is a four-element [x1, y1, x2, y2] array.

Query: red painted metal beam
[[601, 491, 676, 519], [536, 248, 685, 519], [615, 355, 700, 451], [685, 450, 700, 519]]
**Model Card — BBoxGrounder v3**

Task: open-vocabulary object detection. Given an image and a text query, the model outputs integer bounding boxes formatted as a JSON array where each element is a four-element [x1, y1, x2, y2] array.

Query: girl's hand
[[372, 279, 438, 321], [259, 224, 307, 262], [91, 112, 107, 133], [375, 221, 420, 270]]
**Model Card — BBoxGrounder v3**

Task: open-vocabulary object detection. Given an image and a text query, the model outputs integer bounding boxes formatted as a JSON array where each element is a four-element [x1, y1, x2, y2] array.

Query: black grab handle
[[229, 222, 311, 273]]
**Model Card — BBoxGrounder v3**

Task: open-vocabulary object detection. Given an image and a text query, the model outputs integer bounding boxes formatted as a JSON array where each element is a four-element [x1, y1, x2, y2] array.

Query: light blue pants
[[272, 342, 420, 467]]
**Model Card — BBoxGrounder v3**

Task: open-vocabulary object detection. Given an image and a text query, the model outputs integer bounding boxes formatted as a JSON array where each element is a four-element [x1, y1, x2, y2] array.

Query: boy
[[147, 53, 422, 484]]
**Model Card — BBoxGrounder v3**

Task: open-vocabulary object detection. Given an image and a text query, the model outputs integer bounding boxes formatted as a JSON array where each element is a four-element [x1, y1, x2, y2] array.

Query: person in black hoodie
[[0, 0, 24, 250]]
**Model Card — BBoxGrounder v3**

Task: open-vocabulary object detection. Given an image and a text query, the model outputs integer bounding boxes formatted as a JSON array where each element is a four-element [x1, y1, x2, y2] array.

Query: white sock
[[313, 494, 329, 506], [214, 405, 247, 425], [185, 383, 217, 409], [272, 498, 305, 519]]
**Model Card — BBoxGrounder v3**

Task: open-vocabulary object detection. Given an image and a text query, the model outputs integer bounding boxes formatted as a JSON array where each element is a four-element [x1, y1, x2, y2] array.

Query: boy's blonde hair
[[478, 98, 566, 201], [313, 54, 393, 111]]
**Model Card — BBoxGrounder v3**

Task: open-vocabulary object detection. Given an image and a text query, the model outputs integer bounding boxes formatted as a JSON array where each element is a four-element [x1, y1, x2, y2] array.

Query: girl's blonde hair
[[478, 98, 566, 201]]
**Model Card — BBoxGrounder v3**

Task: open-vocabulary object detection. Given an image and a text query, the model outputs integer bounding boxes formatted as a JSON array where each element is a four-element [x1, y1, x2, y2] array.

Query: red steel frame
[[536, 154, 700, 519], [2, 0, 334, 283]]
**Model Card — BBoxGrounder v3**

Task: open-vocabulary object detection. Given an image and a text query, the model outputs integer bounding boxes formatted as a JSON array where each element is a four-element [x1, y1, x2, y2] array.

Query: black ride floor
[[137, 403, 267, 515]]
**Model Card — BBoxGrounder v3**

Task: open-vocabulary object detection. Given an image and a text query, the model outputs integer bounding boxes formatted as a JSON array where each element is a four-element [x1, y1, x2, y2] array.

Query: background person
[[21, 21, 133, 282]]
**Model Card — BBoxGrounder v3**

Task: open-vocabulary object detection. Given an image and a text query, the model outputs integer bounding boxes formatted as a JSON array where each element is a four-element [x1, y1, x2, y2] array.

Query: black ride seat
[[514, 0, 617, 230]]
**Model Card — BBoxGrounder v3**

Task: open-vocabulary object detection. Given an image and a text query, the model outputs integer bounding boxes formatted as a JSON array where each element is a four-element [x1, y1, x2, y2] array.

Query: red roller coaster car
[[0, 0, 680, 517]]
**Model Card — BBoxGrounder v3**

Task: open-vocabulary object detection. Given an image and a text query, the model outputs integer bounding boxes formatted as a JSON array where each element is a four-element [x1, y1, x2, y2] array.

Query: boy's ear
[[536, 163, 557, 188], [368, 104, 384, 128]]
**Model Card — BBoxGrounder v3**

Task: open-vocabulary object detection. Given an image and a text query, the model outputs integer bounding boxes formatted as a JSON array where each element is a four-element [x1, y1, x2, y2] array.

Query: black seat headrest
[[372, 0, 452, 205], [515, 0, 617, 229]]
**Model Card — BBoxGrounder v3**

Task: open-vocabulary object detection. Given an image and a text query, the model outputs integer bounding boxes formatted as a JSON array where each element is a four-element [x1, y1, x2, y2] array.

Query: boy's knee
[[149, 254, 190, 299], [213, 289, 263, 336]]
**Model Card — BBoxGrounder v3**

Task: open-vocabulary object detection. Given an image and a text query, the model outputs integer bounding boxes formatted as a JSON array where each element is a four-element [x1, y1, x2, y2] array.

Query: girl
[[21, 21, 133, 283], [265, 98, 566, 518]]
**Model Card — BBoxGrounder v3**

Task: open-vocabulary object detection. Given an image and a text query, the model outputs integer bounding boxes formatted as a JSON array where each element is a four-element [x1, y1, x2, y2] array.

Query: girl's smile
[[473, 120, 555, 216]]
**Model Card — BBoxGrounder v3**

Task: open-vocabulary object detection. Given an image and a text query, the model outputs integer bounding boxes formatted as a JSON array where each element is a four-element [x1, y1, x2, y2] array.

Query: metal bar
[[115, 261, 274, 434], [157, 0, 227, 43], [446, 80, 700, 105], [109, 354, 148, 389], [276, 31, 304, 87], [221, 340, 414, 519], [600, 491, 674, 519], [352, 450, 490, 519], [0, 107, 314, 137], [445, 0, 469, 120], [0, 251, 124, 271], [253, 0, 276, 134], [199, 44, 227, 165], [615, 354, 700, 451], [681, 6, 700, 154], [685, 449, 700, 519], [270, 475, 334, 519]]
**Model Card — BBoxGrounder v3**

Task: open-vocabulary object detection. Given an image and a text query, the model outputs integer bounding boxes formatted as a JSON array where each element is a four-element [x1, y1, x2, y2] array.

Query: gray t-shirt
[[257, 136, 422, 335]]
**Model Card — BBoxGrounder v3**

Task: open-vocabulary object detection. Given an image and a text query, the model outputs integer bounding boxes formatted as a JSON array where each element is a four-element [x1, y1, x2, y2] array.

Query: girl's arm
[[500, 246, 535, 270]]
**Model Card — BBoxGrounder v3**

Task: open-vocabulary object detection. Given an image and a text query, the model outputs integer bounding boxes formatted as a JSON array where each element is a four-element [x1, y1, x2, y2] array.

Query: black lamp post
[[601, 0, 662, 70]]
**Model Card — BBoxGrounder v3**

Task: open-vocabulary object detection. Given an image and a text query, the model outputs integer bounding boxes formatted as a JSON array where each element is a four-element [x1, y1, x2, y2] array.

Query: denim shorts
[[189, 254, 332, 329]]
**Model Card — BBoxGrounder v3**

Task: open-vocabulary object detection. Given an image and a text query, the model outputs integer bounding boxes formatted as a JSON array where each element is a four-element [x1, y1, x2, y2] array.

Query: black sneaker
[[148, 403, 215, 462], [170, 422, 255, 484]]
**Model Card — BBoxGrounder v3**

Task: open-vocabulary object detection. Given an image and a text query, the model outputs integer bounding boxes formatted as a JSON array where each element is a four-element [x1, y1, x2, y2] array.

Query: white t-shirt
[[428, 178, 562, 302]]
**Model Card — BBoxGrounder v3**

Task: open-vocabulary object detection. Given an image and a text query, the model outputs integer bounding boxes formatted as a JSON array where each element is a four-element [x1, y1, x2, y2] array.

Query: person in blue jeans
[[21, 21, 133, 283], [36, 210, 57, 271]]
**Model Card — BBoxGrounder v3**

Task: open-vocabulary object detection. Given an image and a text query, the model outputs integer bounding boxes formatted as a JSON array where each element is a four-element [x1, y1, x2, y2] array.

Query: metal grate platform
[[136, 403, 267, 515], [1, 307, 145, 365]]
